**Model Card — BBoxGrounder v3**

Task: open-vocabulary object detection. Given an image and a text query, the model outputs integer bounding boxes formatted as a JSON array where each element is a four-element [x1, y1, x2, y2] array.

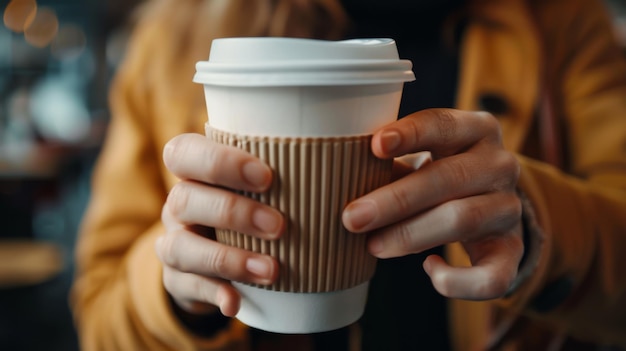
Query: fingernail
[[252, 208, 282, 236], [242, 161, 270, 189], [344, 200, 377, 231], [380, 130, 401, 154], [246, 257, 273, 280], [368, 236, 384, 255]]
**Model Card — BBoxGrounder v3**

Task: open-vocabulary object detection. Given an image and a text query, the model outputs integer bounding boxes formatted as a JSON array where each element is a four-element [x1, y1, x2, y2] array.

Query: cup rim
[[194, 37, 415, 87], [194, 60, 415, 87]]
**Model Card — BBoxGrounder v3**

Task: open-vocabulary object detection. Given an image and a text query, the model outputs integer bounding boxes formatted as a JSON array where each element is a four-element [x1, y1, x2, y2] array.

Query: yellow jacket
[[71, 0, 626, 350]]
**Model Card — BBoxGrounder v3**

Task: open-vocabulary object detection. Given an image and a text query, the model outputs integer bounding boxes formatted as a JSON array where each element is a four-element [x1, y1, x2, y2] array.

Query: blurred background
[[0, 0, 140, 350], [0, 0, 624, 350]]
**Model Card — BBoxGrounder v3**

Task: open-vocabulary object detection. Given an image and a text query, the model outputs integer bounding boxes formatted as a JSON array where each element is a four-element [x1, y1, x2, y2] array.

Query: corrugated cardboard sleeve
[[209, 127, 393, 293]]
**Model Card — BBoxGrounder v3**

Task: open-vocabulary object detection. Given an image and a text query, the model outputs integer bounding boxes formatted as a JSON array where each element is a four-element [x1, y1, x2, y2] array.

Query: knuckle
[[163, 135, 188, 171], [167, 183, 192, 220], [465, 206, 486, 236], [477, 271, 511, 298], [404, 116, 422, 147], [440, 159, 473, 188], [478, 112, 503, 141], [204, 246, 229, 277], [501, 152, 520, 182], [434, 109, 458, 145], [394, 225, 416, 254], [479, 111, 498, 129], [507, 154, 521, 182], [389, 186, 413, 215], [161, 267, 177, 292], [494, 193, 523, 231], [214, 194, 238, 225], [488, 152, 519, 191], [449, 201, 484, 236], [200, 144, 222, 183], [158, 233, 180, 268]]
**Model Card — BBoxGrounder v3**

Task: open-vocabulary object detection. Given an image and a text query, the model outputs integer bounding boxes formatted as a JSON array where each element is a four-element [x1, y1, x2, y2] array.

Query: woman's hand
[[342, 109, 524, 300], [155, 133, 284, 317]]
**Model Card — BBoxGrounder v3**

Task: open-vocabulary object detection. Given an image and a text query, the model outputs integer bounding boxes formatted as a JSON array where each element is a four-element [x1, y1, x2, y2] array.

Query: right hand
[[155, 133, 284, 317]]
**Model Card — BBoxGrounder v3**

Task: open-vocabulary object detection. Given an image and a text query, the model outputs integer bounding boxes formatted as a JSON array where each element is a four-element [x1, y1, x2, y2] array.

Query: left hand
[[342, 109, 524, 300]]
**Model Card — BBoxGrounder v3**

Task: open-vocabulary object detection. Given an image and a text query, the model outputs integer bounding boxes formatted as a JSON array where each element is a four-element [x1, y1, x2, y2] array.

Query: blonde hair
[[137, 0, 348, 65], [109, 0, 348, 135]]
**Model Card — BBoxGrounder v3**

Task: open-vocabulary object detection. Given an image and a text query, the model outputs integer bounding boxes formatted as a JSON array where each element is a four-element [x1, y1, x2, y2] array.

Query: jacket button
[[478, 93, 509, 116], [530, 275, 574, 313]]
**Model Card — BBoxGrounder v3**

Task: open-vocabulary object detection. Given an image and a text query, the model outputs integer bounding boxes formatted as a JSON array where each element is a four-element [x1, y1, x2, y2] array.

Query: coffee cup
[[194, 37, 414, 333]]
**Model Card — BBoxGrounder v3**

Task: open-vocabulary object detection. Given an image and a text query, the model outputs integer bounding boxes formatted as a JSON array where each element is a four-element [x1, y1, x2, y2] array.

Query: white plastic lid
[[193, 37, 415, 87]]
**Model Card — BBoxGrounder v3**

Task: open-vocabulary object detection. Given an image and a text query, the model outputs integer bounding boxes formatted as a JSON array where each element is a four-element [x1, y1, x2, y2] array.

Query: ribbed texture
[[209, 127, 392, 293]]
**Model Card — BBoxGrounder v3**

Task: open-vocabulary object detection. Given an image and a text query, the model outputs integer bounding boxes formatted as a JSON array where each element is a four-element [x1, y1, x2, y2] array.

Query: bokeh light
[[30, 76, 91, 143], [3, 0, 37, 33], [24, 7, 58, 48]]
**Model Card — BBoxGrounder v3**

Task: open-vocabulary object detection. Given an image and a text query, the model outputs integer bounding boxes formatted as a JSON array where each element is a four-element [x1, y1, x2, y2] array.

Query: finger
[[162, 204, 216, 242], [366, 192, 522, 258], [343, 150, 519, 232], [372, 109, 500, 159], [155, 230, 278, 286], [422, 234, 523, 300], [166, 180, 284, 239], [163, 266, 241, 317], [163, 133, 272, 192], [162, 198, 184, 232]]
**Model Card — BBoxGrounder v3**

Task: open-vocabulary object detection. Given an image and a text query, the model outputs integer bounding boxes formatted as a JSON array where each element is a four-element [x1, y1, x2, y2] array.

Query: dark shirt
[[343, 0, 463, 116], [313, 1, 463, 350]]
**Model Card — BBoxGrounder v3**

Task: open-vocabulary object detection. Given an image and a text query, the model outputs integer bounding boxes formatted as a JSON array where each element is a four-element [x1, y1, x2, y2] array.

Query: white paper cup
[[194, 37, 414, 334]]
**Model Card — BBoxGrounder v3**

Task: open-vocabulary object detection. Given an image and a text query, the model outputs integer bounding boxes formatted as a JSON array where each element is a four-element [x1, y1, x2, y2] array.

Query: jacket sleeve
[[505, 0, 626, 345], [70, 13, 249, 351]]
